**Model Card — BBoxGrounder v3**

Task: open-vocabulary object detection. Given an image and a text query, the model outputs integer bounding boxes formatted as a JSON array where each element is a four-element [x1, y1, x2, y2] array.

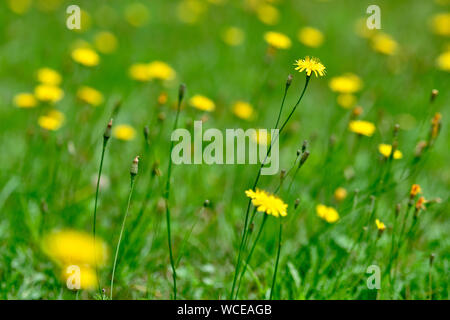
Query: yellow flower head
[[129, 63, 152, 81], [264, 31, 292, 50], [256, 4, 280, 26], [34, 85, 64, 103], [431, 13, 450, 37], [410, 184, 421, 198], [94, 31, 118, 54], [42, 230, 108, 266], [245, 188, 288, 218], [222, 27, 245, 46], [13, 93, 37, 108], [147, 61, 176, 81], [189, 95, 216, 112], [375, 219, 386, 231], [77, 86, 104, 107], [38, 110, 65, 131], [37, 68, 62, 86], [251, 130, 271, 146], [371, 33, 398, 56], [337, 93, 357, 109], [349, 120, 376, 137], [436, 51, 450, 72], [329, 73, 363, 94], [62, 264, 98, 291], [378, 144, 403, 159], [415, 196, 427, 211], [298, 27, 324, 48], [232, 101, 254, 120], [316, 204, 339, 223], [125, 2, 150, 27], [71, 48, 100, 67], [113, 124, 137, 141], [334, 187, 348, 202], [294, 56, 326, 77]]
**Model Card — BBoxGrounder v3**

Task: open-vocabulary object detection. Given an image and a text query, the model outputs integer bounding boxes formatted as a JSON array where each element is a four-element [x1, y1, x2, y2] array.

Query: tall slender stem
[[270, 221, 282, 300], [110, 175, 136, 299]]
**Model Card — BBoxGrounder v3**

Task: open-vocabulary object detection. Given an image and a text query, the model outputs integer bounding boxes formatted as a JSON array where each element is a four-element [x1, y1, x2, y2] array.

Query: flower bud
[[104, 119, 113, 142], [286, 74, 293, 88], [430, 89, 438, 103], [130, 156, 139, 176], [299, 150, 310, 166]]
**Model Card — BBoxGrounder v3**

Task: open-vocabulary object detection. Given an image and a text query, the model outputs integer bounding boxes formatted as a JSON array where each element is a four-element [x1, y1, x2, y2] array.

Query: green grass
[[0, 0, 448, 300]]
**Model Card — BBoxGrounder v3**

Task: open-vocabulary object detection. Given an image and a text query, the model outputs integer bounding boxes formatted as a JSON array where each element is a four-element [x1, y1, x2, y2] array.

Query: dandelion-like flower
[[329, 73, 363, 94], [34, 84, 64, 103], [71, 47, 100, 67], [378, 144, 403, 159], [294, 56, 326, 77], [410, 184, 421, 198], [316, 204, 339, 223], [415, 196, 427, 211], [37, 67, 62, 86], [38, 110, 65, 131], [264, 31, 292, 50], [297, 27, 324, 48], [113, 124, 137, 141], [375, 219, 386, 231], [436, 51, 450, 72], [348, 120, 376, 137], [13, 93, 37, 108], [189, 94, 216, 112], [371, 33, 398, 56], [334, 187, 347, 202], [147, 61, 176, 81], [232, 101, 254, 120], [77, 86, 104, 107], [245, 189, 288, 218]]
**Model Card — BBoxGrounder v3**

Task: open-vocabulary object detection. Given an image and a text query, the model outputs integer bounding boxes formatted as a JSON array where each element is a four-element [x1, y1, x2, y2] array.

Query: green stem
[[110, 176, 136, 299], [270, 221, 282, 300]]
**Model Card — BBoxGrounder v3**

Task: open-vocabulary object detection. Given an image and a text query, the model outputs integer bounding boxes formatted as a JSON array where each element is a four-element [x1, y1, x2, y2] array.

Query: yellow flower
[[129, 63, 152, 81], [37, 68, 62, 86], [378, 144, 403, 159], [371, 33, 398, 55], [329, 73, 363, 94], [316, 204, 339, 223], [222, 27, 245, 46], [264, 31, 291, 50], [34, 85, 64, 103], [62, 264, 98, 291], [189, 95, 216, 112], [436, 51, 450, 72], [415, 196, 427, 211], [251, 129, 271, 146], [410, 184, 421, 198], [348, 120, 376, 137], [232, 101, 254, 120], [298, 27, 324, 48], [147, 61, 176, 81], [7, 0, 32, 15], [294, 56, 326, 77], [125, 2, 150, 27], [94, 31, 118, 54], [375, 219, 386, 231], [334, 187, 348, 202], [158, 92, 168, 105], [245, 188, 287, 218], [113, 124, 136, 141], [38, 110, 65, 131], [431, 13, 450, 37], [256, 4, 279, 26], [71, 48, 100, 67], [337, 93, 357, 109], [13, 93, 37, 108], [77, 86, 104, 107]]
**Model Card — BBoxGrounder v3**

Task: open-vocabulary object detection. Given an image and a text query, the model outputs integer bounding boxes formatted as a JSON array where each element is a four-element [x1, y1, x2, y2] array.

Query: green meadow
[[0, 0, 448, 300]]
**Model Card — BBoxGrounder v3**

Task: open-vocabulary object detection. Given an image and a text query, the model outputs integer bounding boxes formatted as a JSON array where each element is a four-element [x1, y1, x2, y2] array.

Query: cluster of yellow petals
[[113, 124, 137, 141], [378, 144, 403, 159], [348, 120, 376, 137], [316, 204, 339, 223], [232, 101, 254, 120], [189, 94, 216, 112], [77, 86, 104, 107], [294, 56, 326, 77], [38, 110, 65, 131], [264, 31, 292, 50], [245, 189, 288, 218]]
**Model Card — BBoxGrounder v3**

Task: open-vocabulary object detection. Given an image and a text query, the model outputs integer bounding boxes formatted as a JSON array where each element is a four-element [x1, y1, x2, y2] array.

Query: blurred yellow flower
[[38, 110, 65, 131], [415, 196, 427, 211], [410, 184, 421, 198], [129, 63, 152, 81], [94, 31, 118, 54], [436, 51, 450, 71], [71, 48, 100, 67], [77, 86, 104, 107], [125, 2, 150, 27], [431, 13, 450, 37], [177, 0, 206, 24], [189, 95, 216, 112], [232, 101, 254, 120], [222, 27, 245, 46], [7, 0, 32, 15], [264, 31, 292, 49], [158, 92, 168, 105], [34, 85, 64, 103], [148, 61, 176, 81], [251, 129, 271, 146], [37, 68, 62, 86], [329, 73, 363, 94], [349, 120, 376, 137], [375, 219, 386, 231], [334, 187, 348, 202], [245, 188, 287, 217], [298, 27, 324, 48], [256, 4, 280, 25], [337, 93, 357, 109], [13, 93, 37, 108], [354, 18, 377, 39], [371, 33, 398, 55], [113, 124, 137, 141], [316, 204, 339, 223], [62, 264, 98, 290], [378, 144, 403, 159], [294, 56, 326, 77]]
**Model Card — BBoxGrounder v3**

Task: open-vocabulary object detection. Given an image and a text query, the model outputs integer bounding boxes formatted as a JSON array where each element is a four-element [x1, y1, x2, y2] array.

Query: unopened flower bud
[[430, 89, 438, 103], [430, 253, 435, 265], [286, 74, 293, 88], [203, 199, 210, 208], [104, 119, 113, 142], [280, 169, 286, 182], [294, 198, 300, 210], [301, 140, 308, 153], [130, 156, 139, 176], [300, 150, 310, 166]]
